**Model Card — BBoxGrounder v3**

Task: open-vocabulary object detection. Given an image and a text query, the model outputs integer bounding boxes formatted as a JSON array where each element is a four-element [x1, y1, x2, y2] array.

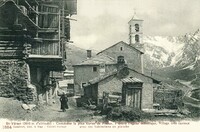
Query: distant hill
[[65, 44, 96, 70]]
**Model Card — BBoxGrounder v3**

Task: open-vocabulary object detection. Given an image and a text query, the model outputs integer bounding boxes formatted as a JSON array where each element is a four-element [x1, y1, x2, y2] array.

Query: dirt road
[[0, 97, 104, 122]]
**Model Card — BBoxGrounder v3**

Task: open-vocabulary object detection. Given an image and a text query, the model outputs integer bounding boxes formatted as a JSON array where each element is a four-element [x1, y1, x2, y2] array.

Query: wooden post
[[49, 72, 52, 105], [61, 0, 65, 59], [26, 64, 31, 85], [45, 90, 48, 105], [58, 10, 61, 56], [36, 4, 39, 37], [62, 0, 65, 37], [44, 73, 49, 105]]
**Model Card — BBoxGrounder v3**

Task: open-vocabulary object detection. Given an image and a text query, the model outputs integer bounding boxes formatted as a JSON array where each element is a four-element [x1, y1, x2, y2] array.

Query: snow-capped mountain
[[143, 29, 200, 70], [174, 29, 200, 69], [143, 35, 185, 69], [143, 29, 200, 87]]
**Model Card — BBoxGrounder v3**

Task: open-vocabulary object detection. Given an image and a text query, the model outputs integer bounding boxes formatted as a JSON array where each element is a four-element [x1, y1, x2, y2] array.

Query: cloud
[[71, 0, 200, 50], [73, 34, 97, 49]]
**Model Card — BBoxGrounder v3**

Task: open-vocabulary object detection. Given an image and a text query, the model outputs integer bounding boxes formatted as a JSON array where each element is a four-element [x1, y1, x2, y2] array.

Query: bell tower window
[[135, 24, 139, 32], [135, 35, 140, 43]]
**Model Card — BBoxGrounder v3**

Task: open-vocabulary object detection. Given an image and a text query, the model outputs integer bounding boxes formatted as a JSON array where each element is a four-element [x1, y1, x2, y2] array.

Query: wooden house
[[0, 0, 77, 103], [121, 77, 143, 109]]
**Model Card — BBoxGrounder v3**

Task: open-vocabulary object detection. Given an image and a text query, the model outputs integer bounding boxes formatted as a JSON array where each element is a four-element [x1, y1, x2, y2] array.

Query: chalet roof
[[84, 67, 160, 87], [122, 77, 143, 83], [74, 53, 117, 66], [0, 0, 39, 30], [83, 70, 118, 87], [127, 68, 161, 84], [97, 41, 144, 55]]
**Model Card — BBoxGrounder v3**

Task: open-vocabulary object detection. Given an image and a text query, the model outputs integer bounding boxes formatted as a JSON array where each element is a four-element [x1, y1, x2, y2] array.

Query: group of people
[[60, 93, 69, 112]]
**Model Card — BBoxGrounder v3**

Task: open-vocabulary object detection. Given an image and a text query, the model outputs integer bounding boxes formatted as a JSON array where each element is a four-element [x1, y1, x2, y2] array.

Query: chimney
[[117, 56, 126, 71], [86, 50, 92, 59], [117, 56, 129, 78]]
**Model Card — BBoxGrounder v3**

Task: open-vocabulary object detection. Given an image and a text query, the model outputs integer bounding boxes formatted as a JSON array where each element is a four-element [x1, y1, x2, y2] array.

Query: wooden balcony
[[27, 54, 64, 71], [26, 39, 64, 71], [31, 39, 60, 56]]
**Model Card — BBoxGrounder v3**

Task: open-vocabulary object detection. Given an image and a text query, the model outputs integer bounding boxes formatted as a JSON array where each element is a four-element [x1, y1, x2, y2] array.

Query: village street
[[0, 97, 104, 122]]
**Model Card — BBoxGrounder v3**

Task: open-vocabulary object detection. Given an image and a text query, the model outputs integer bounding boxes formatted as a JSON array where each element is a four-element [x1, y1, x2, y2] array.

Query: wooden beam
[[38, 12, 59, 15], [39, 3, 59, 8], [28, 54, 61, 59], [0, 53, 23, 57], [0, 49, 24, 52], [38, 28, 59, 33], [0, 35, 25, 37], [0, 47, 23, 50], [42, 39, 59, 42], [0, 42, 22, 46]]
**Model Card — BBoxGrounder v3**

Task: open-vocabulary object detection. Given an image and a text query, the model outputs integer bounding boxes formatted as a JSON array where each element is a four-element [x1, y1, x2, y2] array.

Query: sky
[[70, 0, 200, 51]]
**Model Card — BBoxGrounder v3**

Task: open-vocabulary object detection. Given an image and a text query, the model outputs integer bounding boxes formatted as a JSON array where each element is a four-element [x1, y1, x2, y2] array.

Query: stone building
[[73, 53, 117, 94]]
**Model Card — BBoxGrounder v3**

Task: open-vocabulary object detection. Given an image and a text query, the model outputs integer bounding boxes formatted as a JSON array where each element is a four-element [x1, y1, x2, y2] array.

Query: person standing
[[60, 93, 68, 112], [65, 94, 69, 109]]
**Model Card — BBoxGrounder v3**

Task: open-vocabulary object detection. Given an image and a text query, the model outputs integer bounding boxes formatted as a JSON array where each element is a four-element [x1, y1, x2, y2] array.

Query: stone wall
[[98, 75, 122, 98], [0, 60, 36, 104]]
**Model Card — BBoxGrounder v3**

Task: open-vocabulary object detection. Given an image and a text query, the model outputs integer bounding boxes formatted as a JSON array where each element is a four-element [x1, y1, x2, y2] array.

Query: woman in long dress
[[60, 93, 68, 112]]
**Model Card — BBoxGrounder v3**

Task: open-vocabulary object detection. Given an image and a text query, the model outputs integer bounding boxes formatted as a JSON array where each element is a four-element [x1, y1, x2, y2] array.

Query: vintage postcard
[[0, 0, 200, 131]]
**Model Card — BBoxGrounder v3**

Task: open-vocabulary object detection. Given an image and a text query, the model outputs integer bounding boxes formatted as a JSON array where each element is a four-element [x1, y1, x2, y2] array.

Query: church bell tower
[[128, 12, 144, 51]]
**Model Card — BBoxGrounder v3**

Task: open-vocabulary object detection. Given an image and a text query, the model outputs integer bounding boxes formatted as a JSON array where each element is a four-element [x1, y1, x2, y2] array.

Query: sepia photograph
[[0, 0, 200, 130]]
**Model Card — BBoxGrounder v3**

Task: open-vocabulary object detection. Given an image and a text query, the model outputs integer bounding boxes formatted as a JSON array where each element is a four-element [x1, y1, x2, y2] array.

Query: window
[[135, 24, 139, 32], [135, 35, 140, 43], [120, 47, 123, 51], [93, 66, 97, 72]]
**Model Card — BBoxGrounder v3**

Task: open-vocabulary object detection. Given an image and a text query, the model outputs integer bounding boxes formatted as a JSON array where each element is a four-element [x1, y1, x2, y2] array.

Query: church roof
[[97, 41, 144, 55], [128, 13, 143, 23]]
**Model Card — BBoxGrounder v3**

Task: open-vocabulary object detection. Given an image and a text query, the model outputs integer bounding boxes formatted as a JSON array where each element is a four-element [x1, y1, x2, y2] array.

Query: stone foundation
[[0, 60, 36, 104]]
